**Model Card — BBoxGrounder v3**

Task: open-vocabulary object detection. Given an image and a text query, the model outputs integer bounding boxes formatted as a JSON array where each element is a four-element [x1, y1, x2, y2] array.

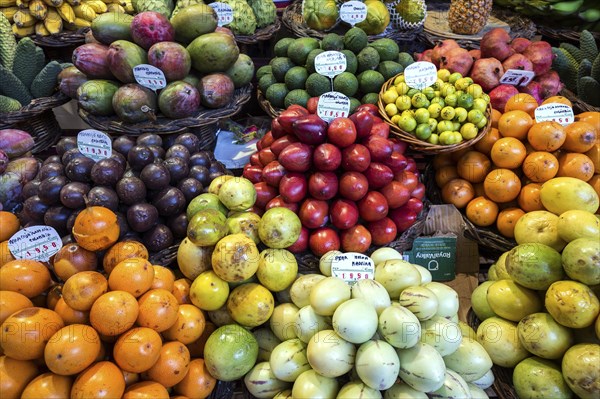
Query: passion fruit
[[72, 206, 120, 251]]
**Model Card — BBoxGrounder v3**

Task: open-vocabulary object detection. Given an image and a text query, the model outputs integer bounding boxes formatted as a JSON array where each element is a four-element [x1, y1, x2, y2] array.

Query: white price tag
[[315, 51, 347, 78], [317, 91, 350, 122], [8, 226, 62, 262], [499, 69, 535, 86], [404, 61, 437, 90], [209, 2, 234, 26], [340, 1, 367, 26], [534, 102, 575, 126], [331, 252, 375, 286], [133, 64, 167, 91], [77, 129, 112, 161]]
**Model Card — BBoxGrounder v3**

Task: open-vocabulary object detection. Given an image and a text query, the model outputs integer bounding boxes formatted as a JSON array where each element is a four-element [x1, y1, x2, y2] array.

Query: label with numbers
[[209, 2, 234, 26], [534, 103, 574, 126], [404, 61, 437, 90], [339, 1, 367, 25], [133, 64, 167, 91], [499, 69, 535, 87], [77, 129, 112, 161], [331, 252, 375, 286], [315, 51, 347, 78], [317, 91, 350, 122], [8, 226, 62, 262]]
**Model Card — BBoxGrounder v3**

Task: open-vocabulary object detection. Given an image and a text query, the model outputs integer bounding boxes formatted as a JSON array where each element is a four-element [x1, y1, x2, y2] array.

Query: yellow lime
[[395, 95, 412, 111], [428, 103, 442, 118], [440, 84, 456, 97], [437, 69, 451, 82], [476, 116, 488, 129], [467, 84, 483, 99], [394, 75, 405, 85], [415, 123, 432, 140], [385, 103, 398, 117], [441, 106, 456, 120], [398, 115, 417, 132], [415, 108, 430, 124], [391, 114, 402, 125], [460, 123, 479, 140], [454, 107, 468, 122], [395, 82, 409, 95], [382, 88, 399, 104], [427, 133, 439, 145], [448, 72, 462, 84]]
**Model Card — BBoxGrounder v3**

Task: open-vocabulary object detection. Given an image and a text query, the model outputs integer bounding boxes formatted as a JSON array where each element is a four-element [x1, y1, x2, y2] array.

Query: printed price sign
[[340, 1, 367, 25], [534, 103, 575, 126], [209, 2, 234, 26], [404, 61, 437, 90], [500, 69, 535, 87], [331, 252, 375, 286], [8, 226, 62, 262], [315, 51, 347, 78], [77, 129, 112, 161], [317, 91, 350, 122], [133, 64, 166, 91]]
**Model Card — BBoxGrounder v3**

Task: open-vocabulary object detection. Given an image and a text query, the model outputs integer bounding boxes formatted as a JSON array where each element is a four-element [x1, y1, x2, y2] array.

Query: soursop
[[132, 0, 174, 19], [221, 0, 257, 35], [247, 0, 276, 28], [171, 0, 204, 18], [387, 0, 426, 30]]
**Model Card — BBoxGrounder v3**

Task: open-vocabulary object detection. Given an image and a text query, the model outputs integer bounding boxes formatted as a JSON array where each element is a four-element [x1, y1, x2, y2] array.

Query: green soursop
[[387, 0, 426, 30], [247, 0, 276, 28], [132, 0, 174, 19], [221, 0, 257, 35], [171, 0, 205, 17]]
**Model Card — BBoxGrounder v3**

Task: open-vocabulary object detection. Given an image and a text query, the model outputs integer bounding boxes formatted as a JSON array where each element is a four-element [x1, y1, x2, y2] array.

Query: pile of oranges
[[0, 207, 218, 399], [433, 94, 599, 238]]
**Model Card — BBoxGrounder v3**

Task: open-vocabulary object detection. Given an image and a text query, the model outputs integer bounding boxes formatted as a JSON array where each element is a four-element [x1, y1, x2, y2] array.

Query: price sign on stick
[[317, 91, 350, 122], [499, 69, 535, 87], [315, 51, 347, 78], [331, 252, 375, 286], [534, 103, 575, 126], [209, 2, 234, 26], [339, 1, 367, 26], [77, 129, 112, 162], [404, 61, 438, 90], [8, 226, 62, 262], [133, 64, 167, 91]]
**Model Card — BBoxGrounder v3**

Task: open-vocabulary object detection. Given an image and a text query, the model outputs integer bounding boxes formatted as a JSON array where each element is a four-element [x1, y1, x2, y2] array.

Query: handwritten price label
[[209, 2, 234, 26], [77, 129, 112, 162], [315, 51, 347, 78], [339, 1, 367, 25], [534, 103, 575, 126], [500, 69, 535, 87], [317, 91, 350, 122], [8, 226, 62, 262], [133, 64, 167, 91], [331, 252, 375, 286], [404, 61, 438, 90]]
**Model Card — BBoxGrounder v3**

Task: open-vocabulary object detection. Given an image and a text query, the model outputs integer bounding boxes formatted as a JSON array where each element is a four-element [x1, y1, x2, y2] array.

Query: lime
[[415, 123, 432, 140], [284, 66, 309, 90], [440, 84, 456, 97], [430, 97, 445, 107], [394, 74, 405, 85], [382, 88, 399, 104], [427, 117, 437, 132], [398, 115, 417, 132], [476, 116, 488, 129], [457, 93, 474, 109], [467, 84, 483, 99], [482, 93, 490, 103], [385, 103, 398, 117], [266, 83, 289, 108], [454, 107, 468, 123], [437, 69, 451, 82], [448, 72, 462, 84], [437, 120, 454, 133], [467, 109, 484, 124], [445, 94, 458, 107], [395, 95, 412, 111], [460, 123, 478, 140], [454, 77, 472, 91], [305, 73, 331, 97], [284, 89, 311, 108], [422, 86, 436, 100], [406, 88, 420, 97], [274, 38, 295, 57], [391, 114, 401, 125], [361, 93, 380, 104], [414, 108, 430, 124], [333, 72, 359, 97], [401, 109, 415, 118], [358, 70, 385, 94]]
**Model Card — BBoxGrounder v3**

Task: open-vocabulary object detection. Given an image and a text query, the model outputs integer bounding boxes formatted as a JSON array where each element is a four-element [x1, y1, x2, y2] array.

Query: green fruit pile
[[381, 69, 491, 146], [257, 27, 415, 112]]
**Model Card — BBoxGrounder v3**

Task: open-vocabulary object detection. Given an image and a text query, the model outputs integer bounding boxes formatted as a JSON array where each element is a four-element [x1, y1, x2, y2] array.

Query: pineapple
[[448, 0, 493, 35], [386, 0, 426, 31]]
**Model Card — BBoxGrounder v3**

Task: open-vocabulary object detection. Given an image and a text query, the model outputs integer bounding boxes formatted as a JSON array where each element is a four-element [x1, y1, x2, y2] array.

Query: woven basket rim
[[560, 88, 600, 114], [78, 84, 252, 135], [378, 73, 492, 154], [0, 92, 70, 125], [235, 17, 282, 44], [31, 28, 89, 48], [537, 22, 600, 43]]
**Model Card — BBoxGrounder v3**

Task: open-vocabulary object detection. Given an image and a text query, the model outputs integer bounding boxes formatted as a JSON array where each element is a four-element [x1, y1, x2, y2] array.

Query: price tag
[[8, 226, 62, 262], [534, 102, 575, 126], [499, 69, 535, 87], [404, 61, 437, 90], [317, 91, 350, 122], [209, 2, 234, 26], [133, 64, 167, 91], [315, 51, 347, 78], [77, 129, 112, 161], [331, 252, 375, 286], [339, 1, 367, 26]]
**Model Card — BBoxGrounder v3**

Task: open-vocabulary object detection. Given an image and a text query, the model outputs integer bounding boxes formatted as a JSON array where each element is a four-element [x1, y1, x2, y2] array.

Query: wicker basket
[[560, 88, 600, 114], [78, 84, 252, 135], [378, 74, 492, 154], [0, 92, 70, 128], [235, 17, 282, 45], [257, 88, 283, 118], [31, 28, 89, 48]]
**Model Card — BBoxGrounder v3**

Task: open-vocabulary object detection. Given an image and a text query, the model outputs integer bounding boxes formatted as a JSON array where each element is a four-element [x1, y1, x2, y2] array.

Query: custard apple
[[247, 0, 277, 28], [222, 0, 257, 35]]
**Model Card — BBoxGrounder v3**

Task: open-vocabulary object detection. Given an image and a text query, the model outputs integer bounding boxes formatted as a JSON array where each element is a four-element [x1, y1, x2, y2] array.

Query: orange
[[474, 127, 501, 155], [0, 259, 52, 298], [527, 121, 566, 152], [466, 196, 499, 227], [122, 370, 140, 387], [491, 108, 502, 129], [450, 147, 471, 162], [504, 93, 538, 117], [456, 151, 492, 183], [21, 372, 73, 399], [151, 265, 175, 291], [173, 358, 216, 399], [45, 285, 62, 311], [90, 290, 139, 336], [441, 179, 475, 209], [53, 243, 98, 282], [44, 324, 101, 375], [141, 341, 191, 388], [0, 212, 19, 242], [522, 151, 559, 183], [563, 121, 597, 153], [490, 137, 527, 169], [103, 241, 149, 275], [0, 290, 33, 325], [432, 153, 454, 170], [542, 96, 572, 107], [162, 304, 206, 345], [0, 240, 15, 267], [585, 143, 600, 171], [54, 297, 90, 325], [496, 207, 526, 238], [136, 289, 179, 333], [473, 182, 486, 197], [0, 356, 39, 399], [71, 361, 126, 399], [172, 278, 192, 305], [435, 165, 459, 188], [113, 327, 162, 373], [72, 207, 120, 252], [557, 152, 595, 181], [524, 142, 536, 155], [108, 258, 155, 298], [498, 110, 533, 140], [518, 183, 544, 212], [62, 271, 108, 311], [123, 381, 169, 399], [484, 169, 522, 203]]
